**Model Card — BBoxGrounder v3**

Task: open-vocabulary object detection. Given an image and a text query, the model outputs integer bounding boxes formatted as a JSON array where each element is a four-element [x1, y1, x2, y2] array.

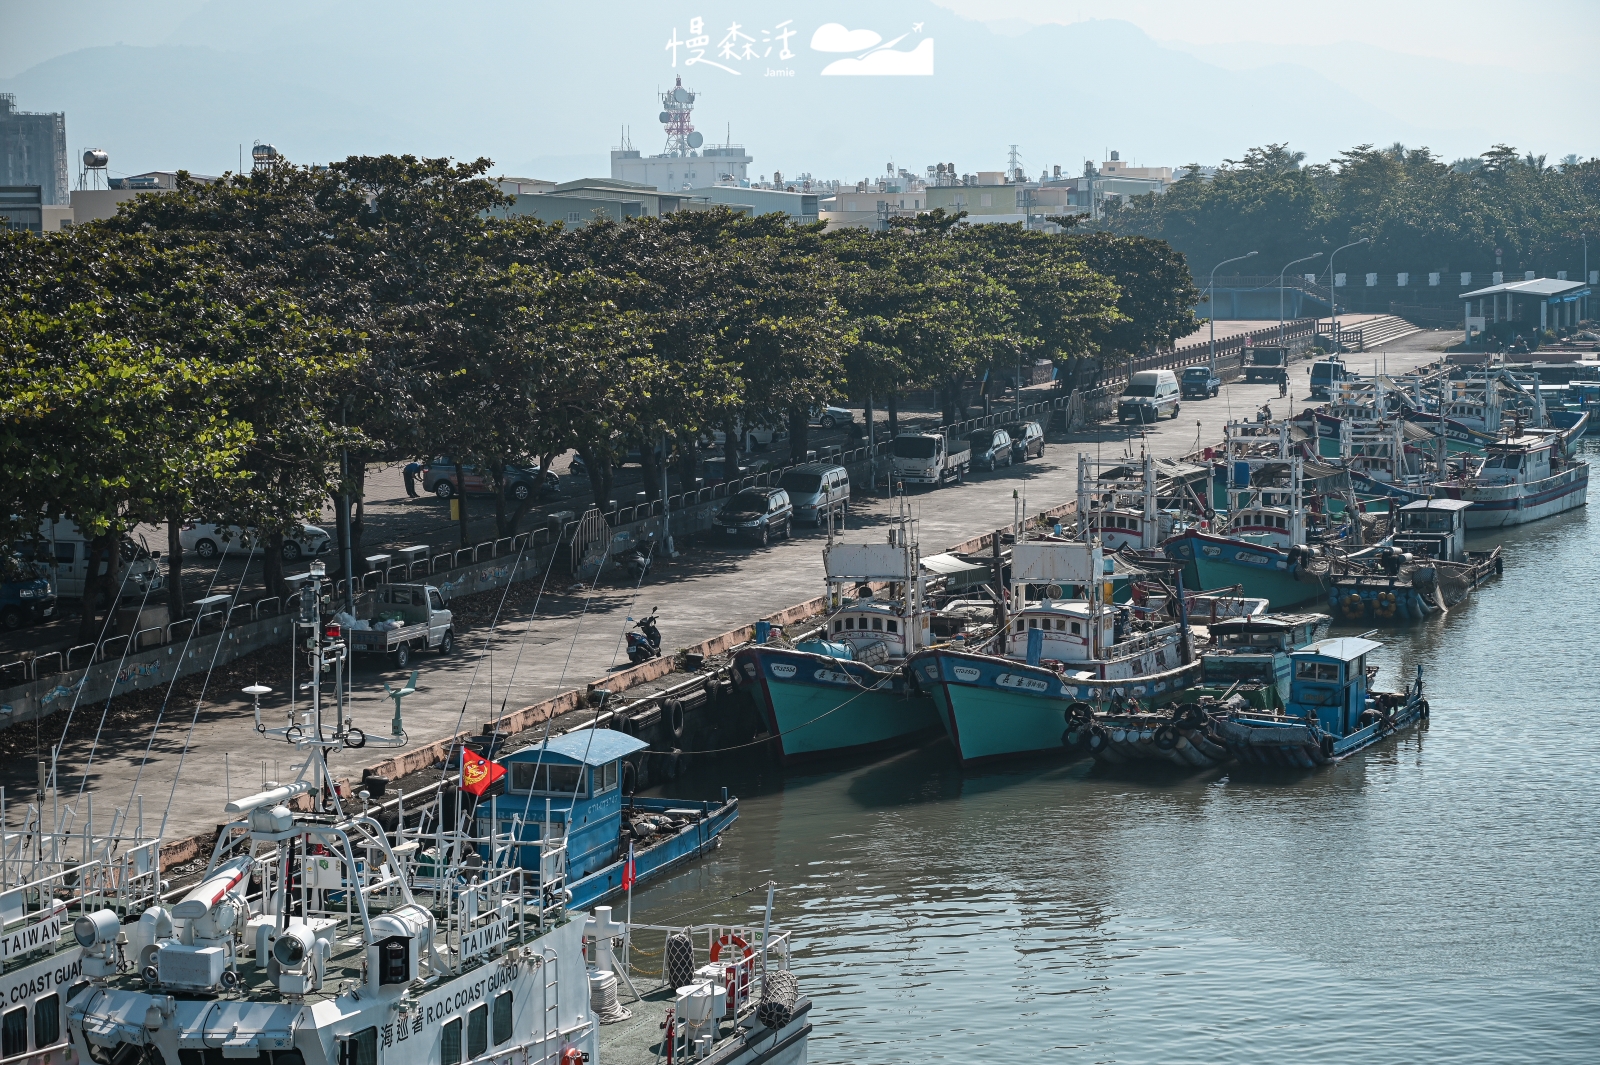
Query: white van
[[28, 519, 165, 600], [778, 462, 850, 526], [1117, 369, 1181, 423]]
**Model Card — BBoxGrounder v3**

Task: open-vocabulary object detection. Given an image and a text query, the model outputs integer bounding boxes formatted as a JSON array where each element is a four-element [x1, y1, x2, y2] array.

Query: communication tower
[[659, 77, 704, 156]]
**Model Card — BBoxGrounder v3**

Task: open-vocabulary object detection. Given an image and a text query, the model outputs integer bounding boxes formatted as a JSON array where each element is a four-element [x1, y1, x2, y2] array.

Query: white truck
[[891, 431, 971, 488], [345, 583, 455, 668]]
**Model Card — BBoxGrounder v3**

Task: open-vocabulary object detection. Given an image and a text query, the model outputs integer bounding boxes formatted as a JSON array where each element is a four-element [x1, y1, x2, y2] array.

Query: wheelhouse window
[[886, 620, 898, 634], [468, 1004, 488, 1059], [2, 1008, 25, 1058], [34, 995, 58, 1049], [493, 992, 514, 1046], [441, 1018, 462, 1065], [339, 1028, 377, 1065], [510, 762, 586, 795], [593, 761, 618, 793], [1295, 661, 1341, 682]]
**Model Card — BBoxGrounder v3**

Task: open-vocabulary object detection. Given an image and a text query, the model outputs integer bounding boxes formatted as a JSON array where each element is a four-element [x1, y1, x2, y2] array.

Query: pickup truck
[[346, 583, 455, 668], [891, 432, 971, 488], [1244, 346, 1290, 384]]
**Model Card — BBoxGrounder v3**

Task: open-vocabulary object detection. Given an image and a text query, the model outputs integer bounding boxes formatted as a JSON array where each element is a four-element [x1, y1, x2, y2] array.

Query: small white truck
[[346, 583, 455, 668], [891, 431, 972, 488]]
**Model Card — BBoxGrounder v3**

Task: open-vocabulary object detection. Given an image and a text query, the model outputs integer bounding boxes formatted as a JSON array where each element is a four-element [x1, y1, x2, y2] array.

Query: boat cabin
[[828, 596, 914, 659], [491, 728, 645, 881], [1393, 498, 1473, 562], [1227, 505, 1296, 549], [1286, 637, 1379, 737], [1201, 613, 1326, 703], [1006, 600, 1113, 663], [1476, 435, 1554, 485]]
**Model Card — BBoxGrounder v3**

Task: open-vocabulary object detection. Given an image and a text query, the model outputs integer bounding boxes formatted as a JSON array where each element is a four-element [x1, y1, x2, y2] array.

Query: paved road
[[13, 327, 1452, 844]]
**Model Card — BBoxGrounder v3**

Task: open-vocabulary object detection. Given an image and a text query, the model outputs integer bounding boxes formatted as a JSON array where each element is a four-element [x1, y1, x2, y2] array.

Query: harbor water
[[627, 442, 1600, 1063]]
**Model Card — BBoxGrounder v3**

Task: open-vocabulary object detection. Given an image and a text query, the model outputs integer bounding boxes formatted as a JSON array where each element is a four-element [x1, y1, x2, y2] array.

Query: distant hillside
[[0, 1, 1511, 183]]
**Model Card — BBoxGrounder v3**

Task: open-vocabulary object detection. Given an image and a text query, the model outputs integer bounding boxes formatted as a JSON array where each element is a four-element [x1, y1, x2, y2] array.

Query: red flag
[[460, 752, 506, 796], [622, 842, 636, 892]]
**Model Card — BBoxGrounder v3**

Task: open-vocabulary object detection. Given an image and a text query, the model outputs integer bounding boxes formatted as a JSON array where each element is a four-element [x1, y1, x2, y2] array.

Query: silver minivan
[[779, 462, 851, 527]]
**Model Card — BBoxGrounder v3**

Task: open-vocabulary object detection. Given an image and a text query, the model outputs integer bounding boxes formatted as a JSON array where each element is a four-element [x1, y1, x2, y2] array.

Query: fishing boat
[[1431, 432, 1588, 528], [1211, 636, 1428, 766], [1328, 498, 1502, 622], [912, 538, 1197, 765], [489, 729, 738, 910], [733, 504, 940, 762], [1068, 612, 1328, 769], [65, 563, 802, 1065]]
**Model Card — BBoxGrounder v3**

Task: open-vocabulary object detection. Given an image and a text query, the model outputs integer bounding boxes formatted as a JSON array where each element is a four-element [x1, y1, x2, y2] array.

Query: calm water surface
[[631, 443, 1600, 1063]]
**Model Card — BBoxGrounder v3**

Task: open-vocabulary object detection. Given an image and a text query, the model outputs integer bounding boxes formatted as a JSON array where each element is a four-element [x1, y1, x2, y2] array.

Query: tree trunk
[[263, 532, 285, 599], [350, 460, 367, 563], [538, 451, 559, 500], [788, 408, 810, 464], [638, 440, 661, 502], [490, 460, 510, 537], [76, 532, 117, 642], [453, 459, 471, 546], [723, 418, 739, 481], [580, 449, 613, 510], [676, 434, 698, 494], [166, 511, 184, 621], [887, 391, 899, 438]]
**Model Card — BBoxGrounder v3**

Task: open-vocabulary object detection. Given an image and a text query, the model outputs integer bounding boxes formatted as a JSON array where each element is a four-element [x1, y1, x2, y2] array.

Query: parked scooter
[[625, 545, 653, 583], [626, 611, 662, 664]]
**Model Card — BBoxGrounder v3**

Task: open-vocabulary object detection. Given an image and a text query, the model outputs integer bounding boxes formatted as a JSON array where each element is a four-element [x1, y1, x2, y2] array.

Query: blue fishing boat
[[734, 503, 941, 761], [1329, 498, 1502, 622], [1071, 612, 1329, 768], [486, 728, 738, 910], [912, 538, 1197, 765], [1211, 636, 1428, 766]]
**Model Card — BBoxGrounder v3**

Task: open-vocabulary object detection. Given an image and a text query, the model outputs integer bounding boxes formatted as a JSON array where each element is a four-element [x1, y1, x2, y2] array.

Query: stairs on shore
[[1353, 314, 1423, 350]]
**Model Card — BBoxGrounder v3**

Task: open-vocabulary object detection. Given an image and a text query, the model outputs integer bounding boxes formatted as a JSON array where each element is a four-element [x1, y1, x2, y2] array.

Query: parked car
[[1181, 365, 1222, 399], [25, 519, 163, 600], [809, 404, 855, 430], [710, 422, 789, 452], [0, 554, 55, 631], [1308, 357, 1353, 399], [422, 457, 558, 500], [1118, 369, 1181, 423], [1003, 420, 1045, 461], [779, 463, 850, 527], [967, 428, 1014, 471], [179, 522, 333, 563], [714, 487, 793, 546]]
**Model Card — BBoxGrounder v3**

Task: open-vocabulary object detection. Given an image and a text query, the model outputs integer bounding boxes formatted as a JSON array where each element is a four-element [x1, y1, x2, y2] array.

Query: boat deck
[[597, 981, 812, 1065]]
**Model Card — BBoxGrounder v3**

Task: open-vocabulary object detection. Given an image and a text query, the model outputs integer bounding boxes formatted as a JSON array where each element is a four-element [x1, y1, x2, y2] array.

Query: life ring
[[710, 932, 753, 963]]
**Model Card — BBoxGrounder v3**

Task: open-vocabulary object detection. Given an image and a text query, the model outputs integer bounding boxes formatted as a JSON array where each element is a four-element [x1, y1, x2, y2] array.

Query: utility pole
[[1209, 251, 1258, 372], [1279, 252, 1323, 347], [1327, 238, 1370, 350]]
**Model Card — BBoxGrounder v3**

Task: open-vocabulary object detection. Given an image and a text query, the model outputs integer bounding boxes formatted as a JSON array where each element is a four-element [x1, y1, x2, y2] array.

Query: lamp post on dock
[[1279, 252, 1322, 347], [1327, 238, 1369, 350], [1209, 251, 1258, 372]]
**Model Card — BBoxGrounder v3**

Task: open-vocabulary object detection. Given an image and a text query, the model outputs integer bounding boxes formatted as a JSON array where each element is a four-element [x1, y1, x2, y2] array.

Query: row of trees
[[1, 155, 1199, 637], [1102, 143, 1600, 282]]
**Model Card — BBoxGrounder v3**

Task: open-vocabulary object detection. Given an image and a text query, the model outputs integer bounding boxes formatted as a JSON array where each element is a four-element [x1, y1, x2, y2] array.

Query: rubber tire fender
[[665, 697, 686, 740], [1153, 724, 1180, 751], [1064, 701, 1095, 727]]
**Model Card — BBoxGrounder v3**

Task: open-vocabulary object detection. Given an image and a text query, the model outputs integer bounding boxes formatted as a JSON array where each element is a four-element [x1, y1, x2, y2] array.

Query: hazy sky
[[2, 1, 1593, 182]]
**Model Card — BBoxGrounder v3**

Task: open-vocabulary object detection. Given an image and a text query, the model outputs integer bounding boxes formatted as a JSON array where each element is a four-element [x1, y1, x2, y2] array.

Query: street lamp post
[[1278, 252, 1323, 347], [1326, 237, 1370, 350], [1209, 251, 1258, 372]]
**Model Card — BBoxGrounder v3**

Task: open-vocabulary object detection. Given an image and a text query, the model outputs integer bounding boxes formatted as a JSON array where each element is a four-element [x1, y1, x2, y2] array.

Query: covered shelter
[[1460, 277, 1590, 343]]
